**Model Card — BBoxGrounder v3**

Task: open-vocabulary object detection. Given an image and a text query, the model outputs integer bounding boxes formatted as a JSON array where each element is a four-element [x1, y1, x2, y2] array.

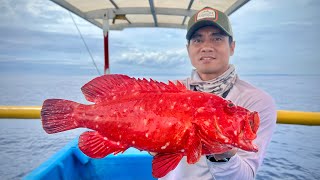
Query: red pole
[[104, 31, 109, 74]]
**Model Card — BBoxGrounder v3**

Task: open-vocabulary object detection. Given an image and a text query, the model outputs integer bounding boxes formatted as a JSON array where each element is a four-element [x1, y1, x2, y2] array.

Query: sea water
[[0, 74, 319, 180]]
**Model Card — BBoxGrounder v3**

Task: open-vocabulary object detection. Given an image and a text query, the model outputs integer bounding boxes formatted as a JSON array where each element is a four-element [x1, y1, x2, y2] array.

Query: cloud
[[0, 0, 102, 38], [112, 48, 188, 68]]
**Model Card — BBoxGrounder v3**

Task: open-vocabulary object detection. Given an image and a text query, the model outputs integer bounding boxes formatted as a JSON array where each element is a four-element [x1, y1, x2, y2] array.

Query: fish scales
[[72, 93, 194, 152], [41, 74, 260, 178]]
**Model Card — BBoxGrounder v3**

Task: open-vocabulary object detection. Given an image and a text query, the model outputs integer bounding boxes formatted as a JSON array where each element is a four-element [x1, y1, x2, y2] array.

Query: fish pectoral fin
[[186, 134, 202, 164], [78, 131, 127, 158], [152, 153, 183, 178]]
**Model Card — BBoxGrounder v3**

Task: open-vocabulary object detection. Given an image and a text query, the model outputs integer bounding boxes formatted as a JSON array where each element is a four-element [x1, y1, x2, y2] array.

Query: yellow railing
[[0, 106, 320, 126], [0, 106, 41, 119]]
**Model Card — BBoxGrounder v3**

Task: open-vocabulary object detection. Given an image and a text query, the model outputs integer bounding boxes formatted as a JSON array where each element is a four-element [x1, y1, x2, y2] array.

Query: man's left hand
[[212, 148, 238, 161]]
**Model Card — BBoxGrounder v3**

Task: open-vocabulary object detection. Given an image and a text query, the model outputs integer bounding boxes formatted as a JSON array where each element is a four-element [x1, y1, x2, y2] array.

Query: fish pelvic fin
[[81, 74, 187, 104], [41, 99, 81, 134], [152, 153, 183, 178], [79, 131, 127, 158]]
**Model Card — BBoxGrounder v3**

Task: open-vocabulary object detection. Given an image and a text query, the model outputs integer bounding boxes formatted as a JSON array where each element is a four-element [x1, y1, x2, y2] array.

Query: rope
[[69, 12, 101, 75]]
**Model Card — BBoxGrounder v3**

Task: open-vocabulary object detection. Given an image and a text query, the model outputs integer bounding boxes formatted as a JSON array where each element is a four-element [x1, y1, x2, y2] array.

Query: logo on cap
[[195, 8, 218, 22]]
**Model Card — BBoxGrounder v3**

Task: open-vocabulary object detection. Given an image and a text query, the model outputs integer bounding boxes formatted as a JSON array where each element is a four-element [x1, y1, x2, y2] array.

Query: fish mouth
[[249, 112, 260, 134]]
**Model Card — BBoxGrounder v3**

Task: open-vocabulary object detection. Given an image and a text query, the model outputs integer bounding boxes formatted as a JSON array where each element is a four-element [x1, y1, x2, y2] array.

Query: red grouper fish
[[41, 74, 260, 178]]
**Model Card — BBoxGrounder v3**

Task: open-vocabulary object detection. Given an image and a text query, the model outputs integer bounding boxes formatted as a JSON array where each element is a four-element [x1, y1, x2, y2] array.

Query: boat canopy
[[51, 0, 250, 30]]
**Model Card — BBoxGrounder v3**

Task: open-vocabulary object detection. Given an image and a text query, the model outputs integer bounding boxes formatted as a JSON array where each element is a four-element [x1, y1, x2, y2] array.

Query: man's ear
[[230, 41, 236, 56]]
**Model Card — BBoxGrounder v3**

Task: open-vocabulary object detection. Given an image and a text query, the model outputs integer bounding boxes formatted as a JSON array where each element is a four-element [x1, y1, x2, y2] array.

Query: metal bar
[[86, 7, 196, 19], [109, 0, 119, 9], [1, 106, 320, 126], [148, 0, 158, 27], [277, 110, 320, 126], [108, 23, 187, 30], [225, 0, 251, 16], [0, 106, 41, 119], [50, 0, 102, 28], [104, 32, 110, 74], [103, 14, 110, 74], [182, 0, 195, 25]]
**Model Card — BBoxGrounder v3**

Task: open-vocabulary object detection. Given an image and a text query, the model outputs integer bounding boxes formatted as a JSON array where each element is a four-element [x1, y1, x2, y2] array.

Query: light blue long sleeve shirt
[[159, 77, 277, 180]]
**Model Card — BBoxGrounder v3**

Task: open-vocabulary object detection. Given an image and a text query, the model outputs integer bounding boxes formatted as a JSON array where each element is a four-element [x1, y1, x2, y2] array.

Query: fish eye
[[224, 101, 236, 114], [227, 103, 234, 107]]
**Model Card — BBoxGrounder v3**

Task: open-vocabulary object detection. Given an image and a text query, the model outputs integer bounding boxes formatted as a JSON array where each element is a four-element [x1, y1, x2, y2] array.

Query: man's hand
[[148, 149, 237, 160], [212, 148, 237, 161], [148, 152, 157, 156]]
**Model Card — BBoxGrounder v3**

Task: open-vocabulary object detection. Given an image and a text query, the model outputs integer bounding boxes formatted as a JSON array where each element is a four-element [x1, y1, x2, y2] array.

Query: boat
[[0, 0, 319, 179], [23, 138, 156, 180]]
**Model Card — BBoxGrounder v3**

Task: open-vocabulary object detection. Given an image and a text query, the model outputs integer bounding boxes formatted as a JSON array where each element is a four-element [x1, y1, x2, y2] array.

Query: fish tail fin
[[41, 99, 81, 134]]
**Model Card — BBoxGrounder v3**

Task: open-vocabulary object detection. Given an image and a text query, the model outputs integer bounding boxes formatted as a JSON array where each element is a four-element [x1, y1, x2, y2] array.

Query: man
[[159, 7, 277, 180]]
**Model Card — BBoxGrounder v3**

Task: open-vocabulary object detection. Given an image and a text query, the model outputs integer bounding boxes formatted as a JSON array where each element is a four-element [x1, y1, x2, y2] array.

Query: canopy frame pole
[[103, 12, 110, 74]]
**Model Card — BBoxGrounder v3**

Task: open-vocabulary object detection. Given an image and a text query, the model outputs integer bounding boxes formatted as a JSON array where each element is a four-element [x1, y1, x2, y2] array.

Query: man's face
[[187, 26, 235, 81]]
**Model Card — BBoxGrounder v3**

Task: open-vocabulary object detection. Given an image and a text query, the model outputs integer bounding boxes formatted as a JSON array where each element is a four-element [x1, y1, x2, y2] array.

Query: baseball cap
[[186, 7, 233, 40]]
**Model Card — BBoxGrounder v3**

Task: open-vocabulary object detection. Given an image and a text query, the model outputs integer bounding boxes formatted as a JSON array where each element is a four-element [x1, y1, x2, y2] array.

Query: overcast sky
[[0, 0, 319, 78]]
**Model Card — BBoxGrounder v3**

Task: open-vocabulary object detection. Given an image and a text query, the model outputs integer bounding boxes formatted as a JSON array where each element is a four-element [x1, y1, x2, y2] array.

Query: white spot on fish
[[234, 130, 237, 135], [161, 142, 170, 150], [187, 97, 191, 100], [104, 137, 108, 141], [145, 133, 149, 138], [199, 96, 202, 98], [118, 124, 122, 128], [143, 119, 148, 125], [123, 109, 127, 113], [140, 107, 144, 111], [170, 105, 174, 109], [73, 121, 78, 126], [132, 141, 135, 144], [180, 149, 185, 152], [183, 104, 187, 107], [119, 135, 122, 139], [204, 121, 210, 126], [168, 122, 172, 126], [159, 99, 163, 103], [117, 142, 120, 146], [197, 107, 205, 113], [95, 124, 99, 128], [112, 96, 117, 100], [224, 139, 229, 143], [94, 116, 99, 121]]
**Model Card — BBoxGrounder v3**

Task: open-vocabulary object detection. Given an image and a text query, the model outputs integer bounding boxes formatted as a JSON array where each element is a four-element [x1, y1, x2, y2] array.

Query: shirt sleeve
[[207, 91, 277, 180]]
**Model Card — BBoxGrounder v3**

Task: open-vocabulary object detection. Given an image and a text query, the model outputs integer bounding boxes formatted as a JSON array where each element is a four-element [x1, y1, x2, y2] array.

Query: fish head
[[195, 99, 260, 152]]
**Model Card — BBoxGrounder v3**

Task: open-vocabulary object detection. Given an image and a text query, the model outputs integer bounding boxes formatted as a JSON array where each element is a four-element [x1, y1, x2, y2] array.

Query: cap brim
[[186, 20, 231, 40]]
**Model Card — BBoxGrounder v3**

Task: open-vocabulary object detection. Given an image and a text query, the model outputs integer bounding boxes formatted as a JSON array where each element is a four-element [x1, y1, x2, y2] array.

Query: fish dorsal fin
[[81, 74, 187, 103]]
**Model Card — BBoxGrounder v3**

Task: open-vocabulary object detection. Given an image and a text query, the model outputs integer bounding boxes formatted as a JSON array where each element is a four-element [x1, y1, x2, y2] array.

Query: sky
[[0, 0, 319, 78]]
